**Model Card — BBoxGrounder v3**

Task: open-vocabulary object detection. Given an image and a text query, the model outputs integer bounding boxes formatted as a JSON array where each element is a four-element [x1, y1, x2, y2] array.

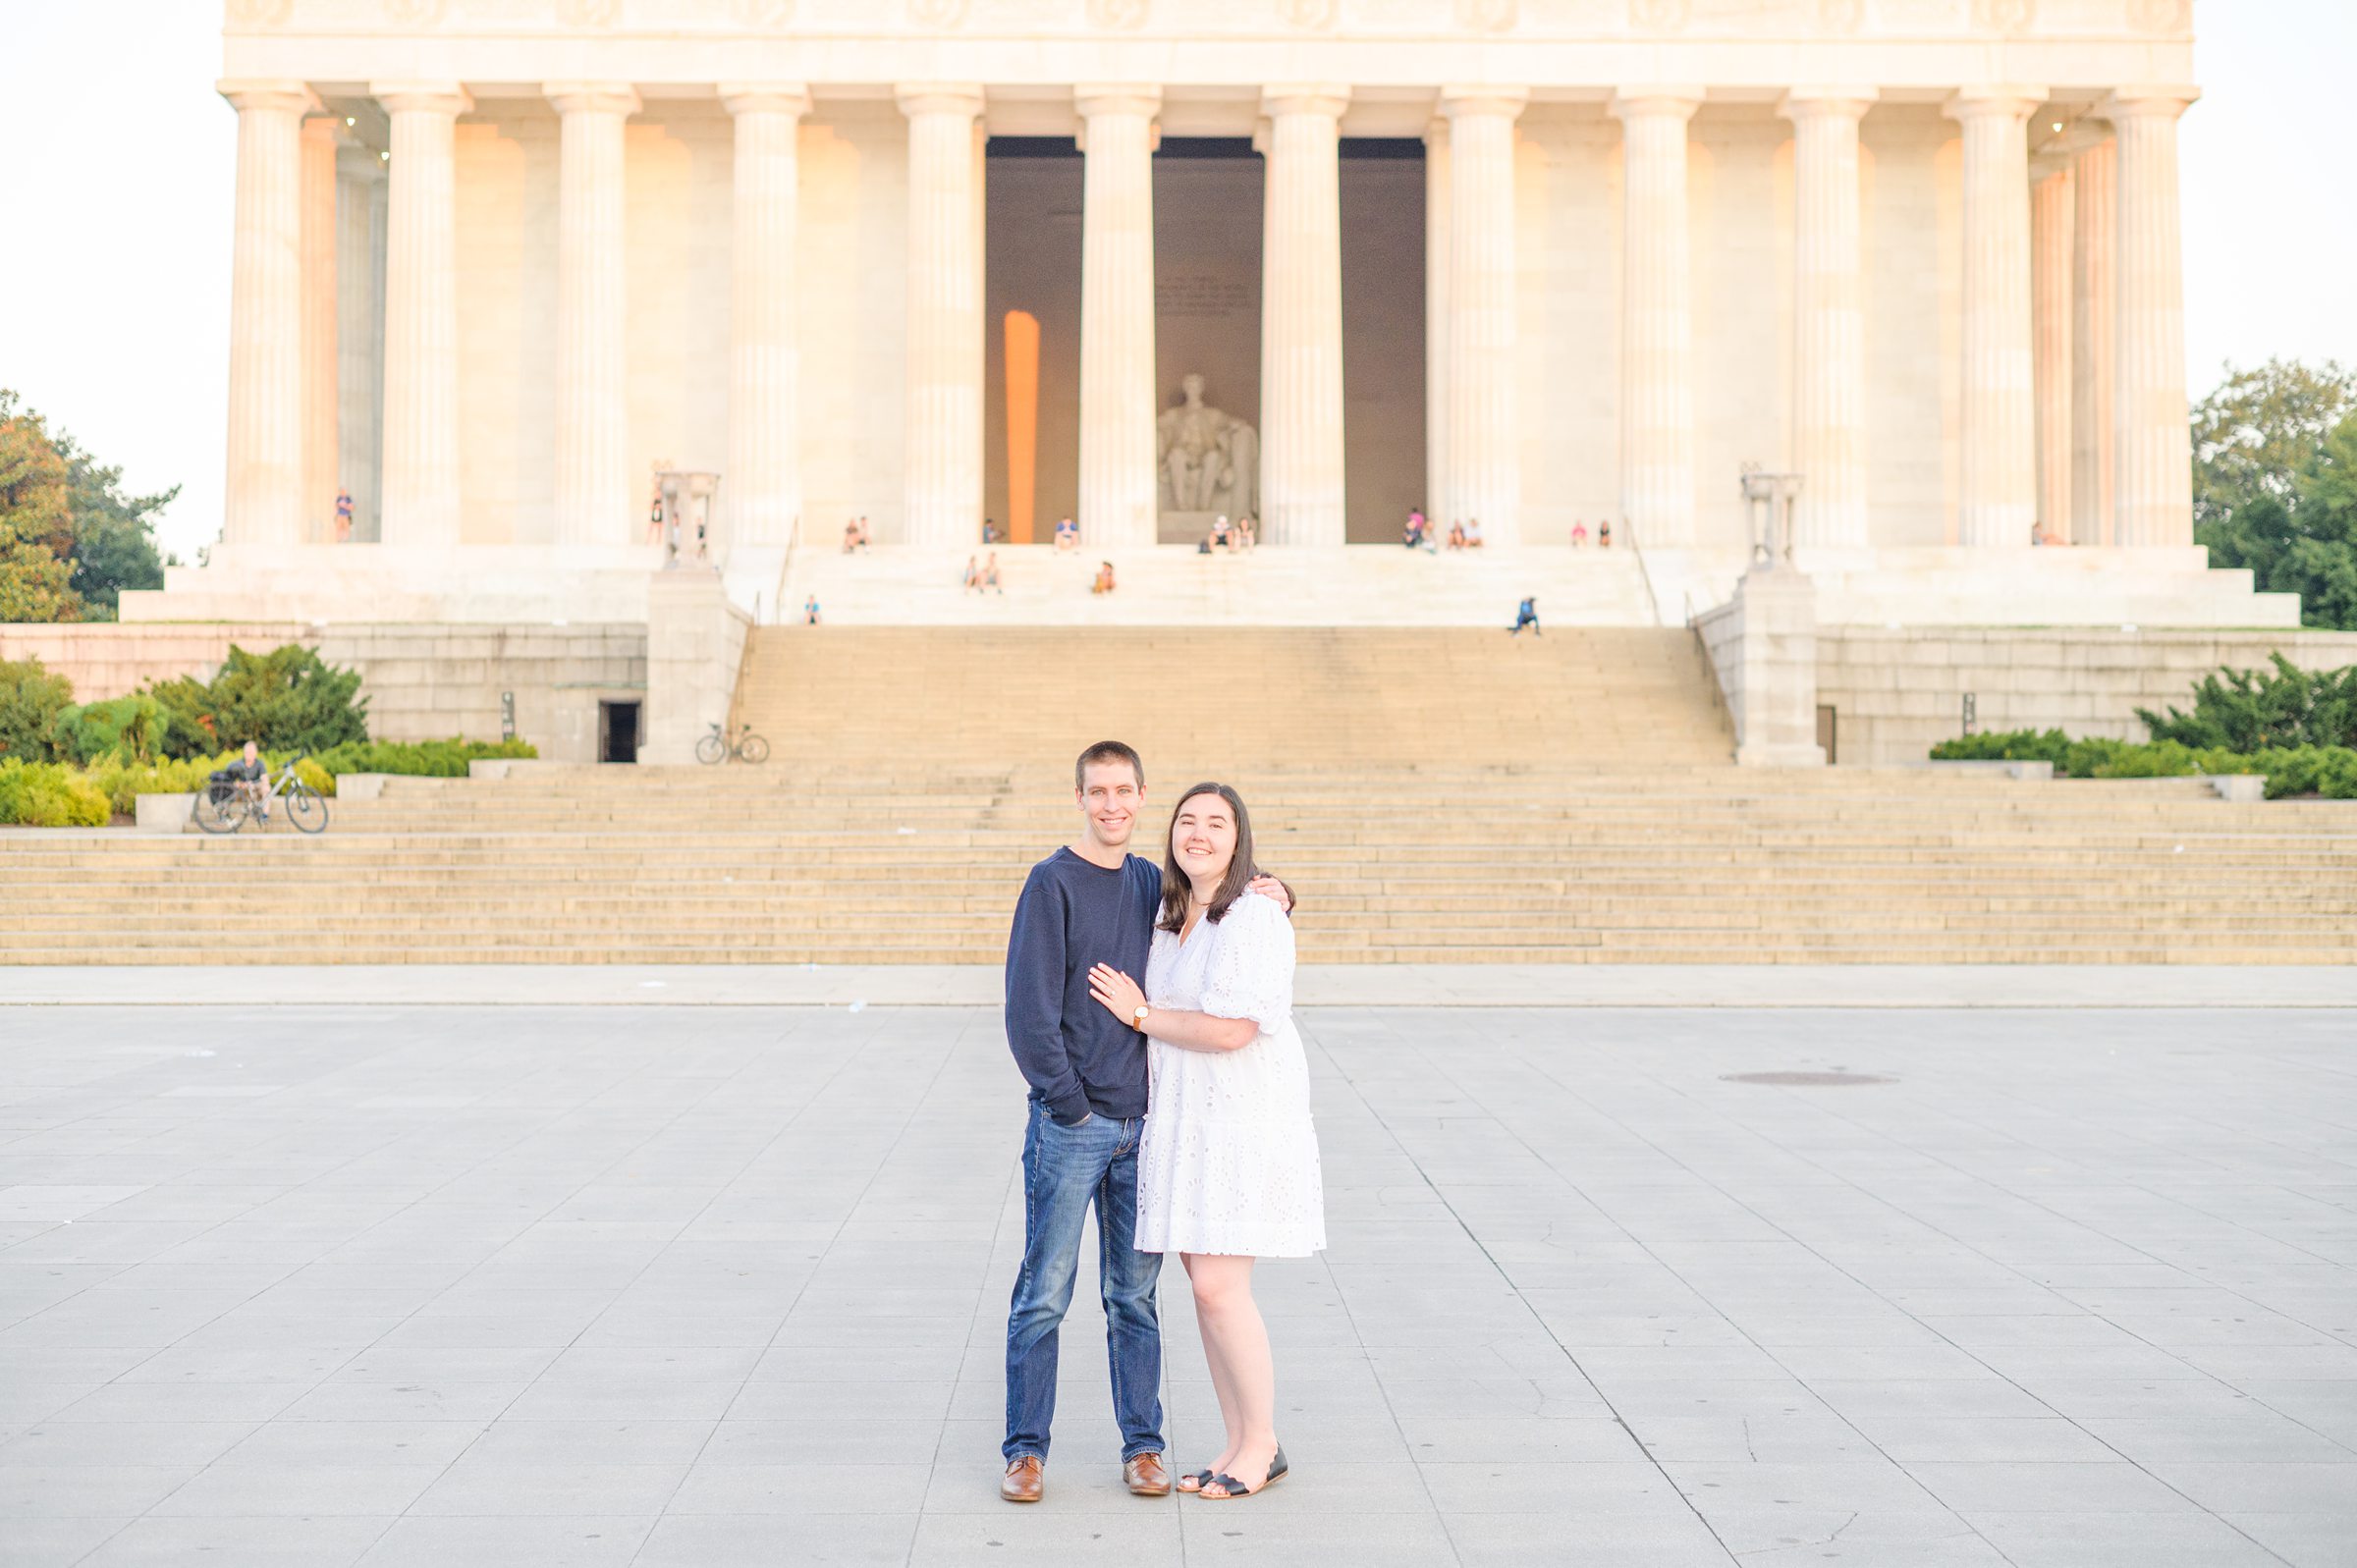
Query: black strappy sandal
[[1176, 1468, 1216, 1493], [1198, 1446, 1288, 1500]]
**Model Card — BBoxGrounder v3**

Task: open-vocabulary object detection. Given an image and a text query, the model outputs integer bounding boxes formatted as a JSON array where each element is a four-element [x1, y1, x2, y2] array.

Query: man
[[214, 741, 271, 823], [1509, 595, 1542, 637], [1000, 742, 1288, 1505]]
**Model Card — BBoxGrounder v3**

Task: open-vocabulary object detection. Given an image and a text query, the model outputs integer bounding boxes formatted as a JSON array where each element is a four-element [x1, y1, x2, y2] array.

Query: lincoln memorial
[[127, 0, 2281, 636]]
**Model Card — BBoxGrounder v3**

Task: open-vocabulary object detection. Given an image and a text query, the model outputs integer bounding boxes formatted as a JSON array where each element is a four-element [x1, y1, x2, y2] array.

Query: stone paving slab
[[0, 1002, 2351, 1566], [4, 964, 2357, 1009]]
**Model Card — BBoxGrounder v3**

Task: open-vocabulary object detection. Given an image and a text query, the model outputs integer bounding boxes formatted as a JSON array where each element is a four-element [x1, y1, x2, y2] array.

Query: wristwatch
[[1131, 1003, 1152, 1030]]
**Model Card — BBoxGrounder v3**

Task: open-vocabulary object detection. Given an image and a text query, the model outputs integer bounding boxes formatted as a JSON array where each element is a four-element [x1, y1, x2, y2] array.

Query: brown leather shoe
[[1001, 1455, 1044, 1503], [1124, 1451, 1171, 1496]]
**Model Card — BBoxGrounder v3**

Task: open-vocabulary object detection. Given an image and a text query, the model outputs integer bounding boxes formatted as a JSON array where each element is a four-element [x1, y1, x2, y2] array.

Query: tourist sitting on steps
[[803, 594, 820, 624], [1464, 517, 1485, 549], [1235, 515, 1256, 552], [1056, 516, 1080, 553], [1570, 520, 1587, 547], [983, 516, 1000, 545], [1092, 560, 1118, 595], [983, 552, 1004, 594], [963, 556, 981, 593], [1600, 518, 1614, 549], [1211, 514, 1233, 552], [1508, 597, 1542, 638], [1446, 520, 1467, 551], [211, 741, 272, 823], [1403, 510, 1427, 549]]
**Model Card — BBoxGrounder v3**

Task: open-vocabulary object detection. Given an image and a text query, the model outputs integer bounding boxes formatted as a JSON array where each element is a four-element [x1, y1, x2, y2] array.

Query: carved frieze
[[908, 0, 969, 26], [2126, 0, 2190, 33], [1278, 0, 1339, 30], [1972, 0, 2035, 35], [226, 0, 295, 24], [1086, 0, 1150, 27], [384, 0, 449, 23], [731, 0, 795, 23], [1629, 0, 1690, 29], [1456, 0, 1516, 32], [556, 0, 621, 26], [1813, 0, 1863, 34]]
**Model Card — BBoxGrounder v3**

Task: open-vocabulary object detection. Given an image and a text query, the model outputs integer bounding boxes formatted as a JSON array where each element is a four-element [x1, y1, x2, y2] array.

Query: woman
[[1087, 784, 1324, 1501]]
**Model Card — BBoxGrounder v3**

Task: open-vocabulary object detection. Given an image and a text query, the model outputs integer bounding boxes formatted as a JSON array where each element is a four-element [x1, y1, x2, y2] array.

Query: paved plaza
[[1, 1000, 2352, 1567]]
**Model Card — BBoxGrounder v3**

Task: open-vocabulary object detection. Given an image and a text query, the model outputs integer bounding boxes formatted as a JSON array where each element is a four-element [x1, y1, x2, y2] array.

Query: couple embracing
[[1001, 741, 1326, 1504]]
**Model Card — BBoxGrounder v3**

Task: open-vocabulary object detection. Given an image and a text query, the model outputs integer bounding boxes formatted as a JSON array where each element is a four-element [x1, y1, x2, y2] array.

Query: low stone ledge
[[2204, 774, 2268, 803], [467, 759, 568, 781], [1920, 760, 2056, 782], [135, 793, 195, 834], [335, 774, 393, 801]]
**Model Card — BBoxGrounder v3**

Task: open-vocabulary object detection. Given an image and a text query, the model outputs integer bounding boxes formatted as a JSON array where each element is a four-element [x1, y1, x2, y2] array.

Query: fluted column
[[548, 83, 637, 549], [1258, 86, 1350, 547], [300, 116, 341, 544], [220, 81, 316, 550], [1781, 89, 1875, 549], [1440, 87, 1526, 546], [1422, 118, 1451, 531], [2108, 89, 2198, 549], [1946, 88, 2044, 549], [721, 84, 810, 557], [336, 140, 388, 543], [1074, 86, 1162, 549], [1612, 89, 1703, 548], [374, 82, 471, 551], [2071, 135, 2117, 545], [2030, 155, 2076, 545], [898, 84, 987, 548]]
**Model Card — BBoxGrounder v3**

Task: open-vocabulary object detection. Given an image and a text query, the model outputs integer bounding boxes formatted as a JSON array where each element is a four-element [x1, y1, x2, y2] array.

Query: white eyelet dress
[[1134, 892, 1326, 1258]]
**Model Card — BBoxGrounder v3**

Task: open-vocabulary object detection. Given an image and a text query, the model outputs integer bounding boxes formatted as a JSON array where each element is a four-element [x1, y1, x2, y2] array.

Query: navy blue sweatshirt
[[1005, 846, 1163, 1124]]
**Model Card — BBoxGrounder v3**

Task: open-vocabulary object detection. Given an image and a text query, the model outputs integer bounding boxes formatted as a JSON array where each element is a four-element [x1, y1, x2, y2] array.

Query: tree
[[0, 391, 84, 623], [2192, 358, 2356, 531], [2202, 414, 2357, 630], [149, 643, 368, 757], [0, 656, 73, 762], [56, 430, 172, 619]]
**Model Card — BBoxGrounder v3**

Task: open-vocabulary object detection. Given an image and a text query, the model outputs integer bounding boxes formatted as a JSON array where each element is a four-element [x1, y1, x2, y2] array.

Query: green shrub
[[149, 643, 368, 758], [0, 656, 72, 763], [1931, 730, 2357, 798], [80, 752, 227, 815], [1928, 729, 2071, 766], [54, 693, 173, 763], [311, 736, 536, 780], [2137, 655, 2357, 751], [0, 758, 112, 827]]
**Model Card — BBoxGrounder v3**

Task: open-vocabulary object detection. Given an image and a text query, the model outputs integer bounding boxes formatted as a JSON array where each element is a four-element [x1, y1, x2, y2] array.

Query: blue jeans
[[1003, 1100, 1164, 1464]]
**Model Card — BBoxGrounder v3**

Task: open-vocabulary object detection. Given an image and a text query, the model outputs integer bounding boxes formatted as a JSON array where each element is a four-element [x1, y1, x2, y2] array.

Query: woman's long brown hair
[[1156, 783, 1257, 935]]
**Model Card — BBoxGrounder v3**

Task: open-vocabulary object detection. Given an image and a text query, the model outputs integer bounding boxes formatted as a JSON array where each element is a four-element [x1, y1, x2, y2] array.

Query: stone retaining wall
[[1820, 627, 2357, 765], [1, 622, 646, 766]]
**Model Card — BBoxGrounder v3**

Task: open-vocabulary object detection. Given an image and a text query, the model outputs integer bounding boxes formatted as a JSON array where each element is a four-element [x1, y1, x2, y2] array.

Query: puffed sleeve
[[1196, 892, 1294, 1032]]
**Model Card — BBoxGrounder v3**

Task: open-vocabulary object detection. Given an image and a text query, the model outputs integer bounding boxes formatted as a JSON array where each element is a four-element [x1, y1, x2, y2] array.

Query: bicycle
[[696, 721, 770, 766], [194, 752, 329, 836]]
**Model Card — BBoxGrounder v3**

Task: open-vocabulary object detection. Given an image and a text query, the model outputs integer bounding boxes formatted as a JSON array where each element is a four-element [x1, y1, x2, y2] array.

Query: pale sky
[[4, 2, 2351, 565]]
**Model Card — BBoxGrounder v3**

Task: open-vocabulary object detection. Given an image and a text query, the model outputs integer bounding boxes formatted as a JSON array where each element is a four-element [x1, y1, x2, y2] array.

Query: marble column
[[2071, 135, 2117, 546], [1611, 90, 1703, 549], [374, 82, 471, 551], [1258, 86, 1350, 547], [548, 84, 637, 550], [1946, 88, 2044, 549], [336, 140, 388, 544], [1422, 118, 1451, 532], [1441, 88, 1526, 546], [300, 116, 341, 544], [1781, 89, 1875, 550], [2030, 155, 2076, 547], [2108, 89, 2199, 549], [898, 85, 987, 548], [720, 85, 810, 559], [1074, 86, 1162, 549], [220, 81, 315, 551]]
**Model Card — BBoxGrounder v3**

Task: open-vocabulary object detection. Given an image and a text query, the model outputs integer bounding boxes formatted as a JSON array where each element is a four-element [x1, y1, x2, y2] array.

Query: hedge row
[[1931, 730, 2357, 798], [0, 738, 538, 826]]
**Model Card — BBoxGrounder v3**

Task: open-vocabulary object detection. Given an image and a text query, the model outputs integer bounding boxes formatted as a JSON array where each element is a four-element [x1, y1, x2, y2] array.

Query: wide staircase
[[7, 626, 2356, 965]]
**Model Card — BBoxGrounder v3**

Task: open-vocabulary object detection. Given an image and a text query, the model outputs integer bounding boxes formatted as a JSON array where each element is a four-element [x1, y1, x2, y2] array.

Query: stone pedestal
[[1697, 568, 1827, 768], [643, 568, 752, 766]]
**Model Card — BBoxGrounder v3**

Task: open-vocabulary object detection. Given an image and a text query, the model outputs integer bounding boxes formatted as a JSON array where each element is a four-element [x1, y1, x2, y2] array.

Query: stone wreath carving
[[1629, 0, 1689, 29], [556, 0, 620, 26], [1972, 0, 2035, 34], [1813, 0, 1863, 33], [385, 0, 449, 23], [732, 0, 796, 23], [1456, 0, 1515, 31], [227, 0, 295, 24], [1088, 0, 1150, 27], [1278, 0, 1339, 29], [909, 0, 969, 27], [2126, 0, 2189, 32]]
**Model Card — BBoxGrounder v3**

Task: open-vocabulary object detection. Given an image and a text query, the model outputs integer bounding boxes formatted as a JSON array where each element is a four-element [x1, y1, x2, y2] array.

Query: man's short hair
[[1074, 740, 1144, 791]]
